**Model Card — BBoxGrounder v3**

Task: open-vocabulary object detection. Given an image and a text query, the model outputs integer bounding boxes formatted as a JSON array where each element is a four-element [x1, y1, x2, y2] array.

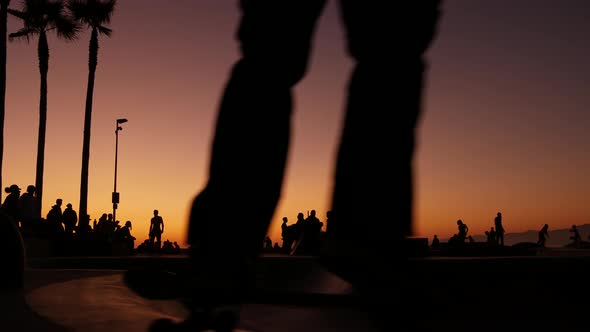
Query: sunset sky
[[2, 0, 590, 247]]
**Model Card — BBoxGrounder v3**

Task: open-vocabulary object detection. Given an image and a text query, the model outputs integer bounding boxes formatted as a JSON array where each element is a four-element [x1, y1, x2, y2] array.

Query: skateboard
[[123, 267, 253, 332]]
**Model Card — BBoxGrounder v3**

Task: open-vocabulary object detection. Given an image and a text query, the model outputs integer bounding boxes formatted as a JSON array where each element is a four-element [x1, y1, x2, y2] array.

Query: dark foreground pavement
[[4, 251, 590, 331]]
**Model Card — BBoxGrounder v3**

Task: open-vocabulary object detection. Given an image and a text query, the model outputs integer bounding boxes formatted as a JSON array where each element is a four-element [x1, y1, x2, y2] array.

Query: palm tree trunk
[[79, 28, 98, 229], [35, 30, 49, 217], [0, 0, 9, 195]]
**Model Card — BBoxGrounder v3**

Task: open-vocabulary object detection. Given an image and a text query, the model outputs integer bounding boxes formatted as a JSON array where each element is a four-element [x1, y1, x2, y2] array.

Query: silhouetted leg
[[324, 0, 441, 329], [187, 0, 327, 309]]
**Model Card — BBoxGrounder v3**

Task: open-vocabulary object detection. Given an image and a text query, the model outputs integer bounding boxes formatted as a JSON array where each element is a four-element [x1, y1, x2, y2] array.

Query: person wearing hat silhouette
[[62, 203, 78, 236], [1, 184, 21, 224]]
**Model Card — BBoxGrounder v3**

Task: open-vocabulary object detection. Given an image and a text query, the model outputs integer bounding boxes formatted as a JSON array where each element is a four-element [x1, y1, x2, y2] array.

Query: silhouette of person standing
[[17, 185, 39, 236], [62, 203, 78, 235], [1, 184, 21, 225], [46, 198, 64, 236], [431, 234, 440, 249], [149, 209, 164, 251], [457, 219, 469, 243], [494, 212, 505, 246], [164, 1, 443, 331], [297, 209, 323, 255], [537, 224, 549, 247], [118, 220, 136, 253]]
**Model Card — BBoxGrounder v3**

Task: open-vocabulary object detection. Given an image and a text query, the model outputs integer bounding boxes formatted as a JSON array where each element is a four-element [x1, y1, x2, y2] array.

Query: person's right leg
[[324, 0, 442, 329]]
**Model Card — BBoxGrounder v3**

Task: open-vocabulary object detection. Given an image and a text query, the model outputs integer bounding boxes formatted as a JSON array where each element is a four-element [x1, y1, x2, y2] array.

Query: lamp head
[[116, 118, 128, 124]]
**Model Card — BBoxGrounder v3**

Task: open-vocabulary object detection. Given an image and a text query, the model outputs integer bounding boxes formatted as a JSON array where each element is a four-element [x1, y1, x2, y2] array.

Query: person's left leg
[[186, 0, 327, 302], [157, 2, 327, 331]]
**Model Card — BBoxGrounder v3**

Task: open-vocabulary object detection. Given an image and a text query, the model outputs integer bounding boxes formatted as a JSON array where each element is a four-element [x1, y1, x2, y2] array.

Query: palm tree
[[0, 0, 10, 194], [8, 0, 78, 216], [67, 0, 115, 229]]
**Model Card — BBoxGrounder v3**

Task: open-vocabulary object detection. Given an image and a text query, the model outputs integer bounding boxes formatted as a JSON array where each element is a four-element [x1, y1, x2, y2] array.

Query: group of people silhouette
[[0, 183, 184, 256], [436, 212, 508, 248], [431, 213, 590, 251], [264, 209, 326, 255]]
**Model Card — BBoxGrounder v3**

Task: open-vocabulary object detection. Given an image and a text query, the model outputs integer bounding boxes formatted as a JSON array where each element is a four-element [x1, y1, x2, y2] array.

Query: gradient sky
[[2, 0, 590, 247]]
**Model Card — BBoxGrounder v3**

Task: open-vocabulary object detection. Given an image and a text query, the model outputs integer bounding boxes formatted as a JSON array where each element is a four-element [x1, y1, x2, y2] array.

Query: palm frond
[[7, 8, 27, 20], [54, 14, 80, 40], [97, 0, 116, 24], [67, 0, 89, 21], [68, 0, 116, 27], [8, 27, 36, 42], [97, 24, 111, 37], [45, 0, 65, 20]]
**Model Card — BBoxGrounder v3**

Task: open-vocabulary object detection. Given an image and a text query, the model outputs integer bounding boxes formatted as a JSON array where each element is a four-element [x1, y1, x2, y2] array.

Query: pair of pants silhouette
[[187, 0, 441, 316]]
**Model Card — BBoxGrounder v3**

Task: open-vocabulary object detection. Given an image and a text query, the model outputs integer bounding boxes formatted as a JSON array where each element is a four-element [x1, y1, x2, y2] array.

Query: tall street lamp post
[[113, 118, 128, 223]]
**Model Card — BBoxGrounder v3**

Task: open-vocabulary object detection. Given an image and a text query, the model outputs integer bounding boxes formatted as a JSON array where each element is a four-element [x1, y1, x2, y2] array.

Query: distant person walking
[[569, 225, 581, 248], [149, 209, 164, 251], [537, 224, 549, 247], [494, 212, 505, 246]]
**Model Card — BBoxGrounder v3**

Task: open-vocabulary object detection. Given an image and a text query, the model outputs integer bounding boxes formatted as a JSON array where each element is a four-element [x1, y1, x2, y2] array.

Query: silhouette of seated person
[[95, 213, 108, 237], [449, 219, 469, 245], [115, 220, 136, 253], [136, 239, 151, 254], [173, 241, 181, 254], [161, 239, 175, 254]]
